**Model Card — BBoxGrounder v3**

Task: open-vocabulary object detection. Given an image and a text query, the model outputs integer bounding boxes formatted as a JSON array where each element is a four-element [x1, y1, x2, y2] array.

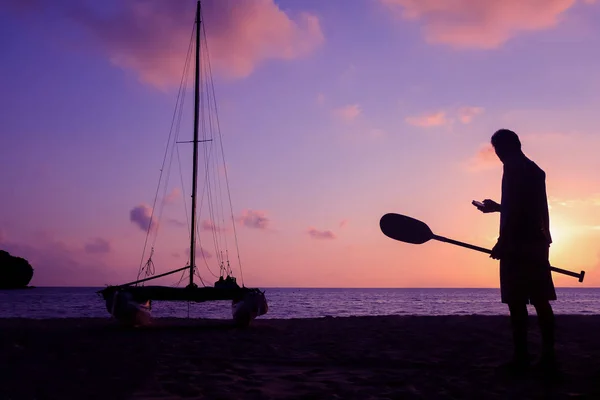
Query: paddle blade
[[380, 213, 434, 245]]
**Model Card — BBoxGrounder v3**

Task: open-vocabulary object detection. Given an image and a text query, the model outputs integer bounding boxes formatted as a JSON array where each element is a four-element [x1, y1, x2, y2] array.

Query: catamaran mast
[[189, 0, 201, 288]]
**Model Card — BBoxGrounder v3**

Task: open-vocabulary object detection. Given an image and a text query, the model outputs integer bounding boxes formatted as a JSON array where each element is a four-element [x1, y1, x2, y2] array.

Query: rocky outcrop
[[0, 250, 34, 289]]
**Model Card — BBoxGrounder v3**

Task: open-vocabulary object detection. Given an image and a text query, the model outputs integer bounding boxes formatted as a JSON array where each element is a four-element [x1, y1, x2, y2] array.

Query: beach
[[1, 315, 599, 399]]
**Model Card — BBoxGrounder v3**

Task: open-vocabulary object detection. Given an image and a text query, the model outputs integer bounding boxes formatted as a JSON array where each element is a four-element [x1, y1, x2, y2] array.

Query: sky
[[1, 0, 600, 288]]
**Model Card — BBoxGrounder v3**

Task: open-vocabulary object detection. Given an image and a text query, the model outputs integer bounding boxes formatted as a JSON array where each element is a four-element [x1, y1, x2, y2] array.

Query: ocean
[[2, 287, 600, 319]]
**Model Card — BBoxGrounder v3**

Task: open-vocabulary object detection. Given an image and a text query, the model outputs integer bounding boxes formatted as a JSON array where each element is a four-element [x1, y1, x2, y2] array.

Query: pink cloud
[[168, 218, 186, 227], [549, 194, 600, 208], [405, 111, 449, 127], [185, 246, 213, 259], [238, 209, 270, 230], [129, 204, 157, 232], [307, 227, 336, 240], [163, 188, 181, 205], [333, 104, 362, 122], [379, 0, 585, 49], [465, 144, 500, 171], [201, 219, 226, 232], [84, 238, 111, 254], [0, 233, 116, 286], [65, 0, 324, 88], [458, 106, 485, 124], [339, 219, 349, 228]]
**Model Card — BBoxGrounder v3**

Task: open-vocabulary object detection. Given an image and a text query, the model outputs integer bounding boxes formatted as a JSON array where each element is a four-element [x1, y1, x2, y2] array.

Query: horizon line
[[22, 286, 600, 290]]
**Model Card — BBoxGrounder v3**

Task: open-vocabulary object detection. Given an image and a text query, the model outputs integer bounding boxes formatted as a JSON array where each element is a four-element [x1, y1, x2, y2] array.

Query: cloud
[[84, 238, 111, 254], [0, 232, 116, 286], [163, 188, 181, 205], [406, 106, 485, 127], [238, 209, 270, 230], [307, 227, 336, 240], [458, 106, 485, 124], [333, 104, 362, 122], [549, 194, 600, 208], [405, 111, 449, 127], [201, 219, 227, 232], [129, 204, 157, 232], [339, 219, 349, 228], [199, 247, 213, 259], [185, 246, 213, 259], [379, 0, 586, 49], [168, 218, 187, 227], [465, 143, 500, 172], [44, 0, 323, 88]]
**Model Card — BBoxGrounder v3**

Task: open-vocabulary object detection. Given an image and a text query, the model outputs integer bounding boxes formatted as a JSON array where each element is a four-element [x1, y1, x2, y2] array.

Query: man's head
[[491, 129, 521, 163]]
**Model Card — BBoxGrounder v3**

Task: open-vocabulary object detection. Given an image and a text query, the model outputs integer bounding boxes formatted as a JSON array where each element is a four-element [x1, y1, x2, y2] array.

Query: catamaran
[[97, 0, 268, 327]]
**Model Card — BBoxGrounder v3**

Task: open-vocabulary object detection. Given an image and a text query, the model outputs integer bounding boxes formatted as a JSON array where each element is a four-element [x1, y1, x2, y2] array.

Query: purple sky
[[1, 0, 600, 288]]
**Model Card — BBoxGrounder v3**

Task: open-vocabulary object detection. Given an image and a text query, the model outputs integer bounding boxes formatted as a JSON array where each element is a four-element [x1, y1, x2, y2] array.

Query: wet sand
[[1, 315, 599, 399]]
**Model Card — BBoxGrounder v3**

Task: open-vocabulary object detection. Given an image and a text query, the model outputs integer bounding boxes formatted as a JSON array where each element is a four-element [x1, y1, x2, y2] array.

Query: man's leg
[[533, 300, 556, 366], [508, 302, 529, 365]]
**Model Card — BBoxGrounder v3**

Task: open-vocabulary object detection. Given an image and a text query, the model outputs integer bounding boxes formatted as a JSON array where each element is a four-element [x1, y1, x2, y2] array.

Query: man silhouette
[[475, 129, 557, 373]]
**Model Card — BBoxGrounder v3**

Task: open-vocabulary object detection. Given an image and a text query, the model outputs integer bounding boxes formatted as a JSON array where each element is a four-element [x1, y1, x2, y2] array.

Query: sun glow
[[548, 214, 572, 259]]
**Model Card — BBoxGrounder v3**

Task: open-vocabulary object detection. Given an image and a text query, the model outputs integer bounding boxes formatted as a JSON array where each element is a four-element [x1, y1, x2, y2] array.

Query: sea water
[[1, 287, 599, 319]]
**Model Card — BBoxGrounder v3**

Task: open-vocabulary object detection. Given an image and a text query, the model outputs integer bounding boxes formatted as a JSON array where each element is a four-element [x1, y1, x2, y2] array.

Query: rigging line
[[204, 147, 222, 265], [149, 29, 193, 256], [194, 264, 208, 283], [188, 250, 207, 285], [151, 81, 189, 248], [176, 145, 191, 236], [197, 44, 222, 269], [174, 268, 187, 287], [195, 213, 219, 279], [205, 77, 228, 266], [198, 24, 224, 269], [200, 32, 230, 263], [199, 65, 216, 257], [193, 173, 220, 280], [201, 15, 245, 286], [138, 247, 156, 279], [173, 48, 196, 245], [194, 86, 222, 272], [136, 21, 196, 283], [191, 54, 217, 275]]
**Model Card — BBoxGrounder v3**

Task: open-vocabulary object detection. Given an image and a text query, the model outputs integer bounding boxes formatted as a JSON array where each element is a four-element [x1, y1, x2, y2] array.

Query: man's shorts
[[499, 244, 557, 305]]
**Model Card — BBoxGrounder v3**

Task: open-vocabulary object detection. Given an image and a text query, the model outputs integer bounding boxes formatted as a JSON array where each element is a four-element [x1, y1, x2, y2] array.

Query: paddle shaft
[[432, 234, 585, 282]]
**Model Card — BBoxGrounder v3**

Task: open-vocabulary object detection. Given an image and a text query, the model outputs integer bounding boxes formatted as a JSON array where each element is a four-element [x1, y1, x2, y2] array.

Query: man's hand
[[490, 240, 503, 260], [475, 199, 501, 213]]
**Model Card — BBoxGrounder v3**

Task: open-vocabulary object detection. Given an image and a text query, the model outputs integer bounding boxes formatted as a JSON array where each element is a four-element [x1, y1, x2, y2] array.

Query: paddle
[[380, 213, 585, 282]]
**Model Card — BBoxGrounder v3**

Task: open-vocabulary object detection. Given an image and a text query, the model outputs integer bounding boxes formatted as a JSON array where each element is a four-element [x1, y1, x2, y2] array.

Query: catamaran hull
[[232, 290, 268, 327], [99, 285, 268, 327], [104, 289, 152, 326]]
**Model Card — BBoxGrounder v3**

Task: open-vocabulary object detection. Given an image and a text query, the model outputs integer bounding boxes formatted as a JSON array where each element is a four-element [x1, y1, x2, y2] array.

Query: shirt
[[499, 154, 552, 248]]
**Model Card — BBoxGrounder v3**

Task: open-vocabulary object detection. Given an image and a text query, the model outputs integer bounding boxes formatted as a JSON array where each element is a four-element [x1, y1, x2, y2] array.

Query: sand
[[1, 315, 599, 399]]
